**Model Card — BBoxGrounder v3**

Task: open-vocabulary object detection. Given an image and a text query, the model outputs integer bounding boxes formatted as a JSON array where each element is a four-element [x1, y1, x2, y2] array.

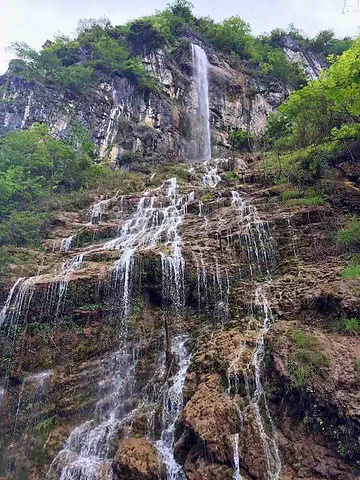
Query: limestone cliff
[[0, 37, 289, 164]]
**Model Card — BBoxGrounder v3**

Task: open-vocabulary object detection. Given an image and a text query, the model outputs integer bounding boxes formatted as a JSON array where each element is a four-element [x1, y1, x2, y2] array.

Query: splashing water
[[231, 191, 275, 277], [48, 179, 191, 480], [89, 191, 121, 225], [105, 178, 188, 312], [0, 278, 34, 337], [56, 254, 84, 316], [60, 235, 74, 253], [156, 335, 191, 480], [20, 91, 33, 129], [0, 278, 25, 328], [245, 286, 282, 480], [191, 44, 211, 161], [47, 340, 139, 480], [202, 161, 221, 188], [232, 433, 242, 480]]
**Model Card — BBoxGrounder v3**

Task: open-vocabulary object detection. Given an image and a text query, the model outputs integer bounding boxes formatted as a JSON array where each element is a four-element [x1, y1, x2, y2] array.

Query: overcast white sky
[[1, 0, 359, 73]]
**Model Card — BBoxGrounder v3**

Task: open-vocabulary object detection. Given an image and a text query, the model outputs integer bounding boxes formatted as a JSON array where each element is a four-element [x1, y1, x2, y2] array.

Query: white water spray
[[156, 335, 191, 480], [0, 278, 25, 328], [191, 44, 211, 161]]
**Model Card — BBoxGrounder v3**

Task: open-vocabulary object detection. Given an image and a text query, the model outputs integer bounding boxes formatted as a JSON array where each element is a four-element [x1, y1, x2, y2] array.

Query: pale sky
[[1, 0, 359, 73]]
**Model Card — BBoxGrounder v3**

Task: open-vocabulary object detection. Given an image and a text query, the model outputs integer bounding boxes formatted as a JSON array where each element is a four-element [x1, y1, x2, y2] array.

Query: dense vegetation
[[8, 0, 353, 94], [10, 18, 158, 93], [263, 38, 360, 279], [0, 123, 101, 247], [264, 38, 360, 182]]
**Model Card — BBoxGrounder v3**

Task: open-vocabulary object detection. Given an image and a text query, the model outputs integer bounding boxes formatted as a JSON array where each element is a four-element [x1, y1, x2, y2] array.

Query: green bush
[[337, 317, 360, 334], [259, 48, 306, 87], [291, 329, 308, 348], [286, 196, 324, 206], [230, 128, 253, 150], [0, 211, 49, 247], [201, 192, 213, 201], [280, 188, 324, 206], [34, 415, 59, 433], [341, 264, 360, 279], [10, 18, 158, 93], [127, 18, 168, 54], [337, 218, 360, 250], [0, 123, 109, 248], [196, 16, 253, 58], [265, 40, 360, 155], [281, 189, 302, 201], [288, 329, 330, 387]]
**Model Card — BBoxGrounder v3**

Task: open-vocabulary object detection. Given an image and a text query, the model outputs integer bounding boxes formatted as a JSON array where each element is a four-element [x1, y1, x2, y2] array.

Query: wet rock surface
[[0, 156, 359, 480], [113, 437, 164, 480]]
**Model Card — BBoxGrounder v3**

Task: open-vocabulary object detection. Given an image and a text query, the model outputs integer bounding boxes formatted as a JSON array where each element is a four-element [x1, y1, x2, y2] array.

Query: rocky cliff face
[[0, 39, 290, 164], [0, 155, 359, 480], [279, 36, 328, 81]]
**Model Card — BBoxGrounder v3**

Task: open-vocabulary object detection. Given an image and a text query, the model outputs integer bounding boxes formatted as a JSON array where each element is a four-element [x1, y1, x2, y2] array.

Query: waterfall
[[14, 370, 52, 434], [245, 286, 282, 480], [48, 178, 190, 480], [232, 433, 242, 480], [229, 190, 281, 479], [0, 278, 25, 328], [231, 191, 275, 277], [156, 335, 191, 480], [60, 235, 74, 253], [191, 44, 211, 161]]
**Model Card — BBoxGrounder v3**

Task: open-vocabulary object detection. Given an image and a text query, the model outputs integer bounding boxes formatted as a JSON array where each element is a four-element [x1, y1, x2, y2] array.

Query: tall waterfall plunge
[[191, 44, 211, 161]]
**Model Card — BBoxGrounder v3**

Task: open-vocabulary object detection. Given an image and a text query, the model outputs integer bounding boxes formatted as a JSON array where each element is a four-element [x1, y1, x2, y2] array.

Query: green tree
[[127, 18, 168, 55], [0, 123, 98, 247]]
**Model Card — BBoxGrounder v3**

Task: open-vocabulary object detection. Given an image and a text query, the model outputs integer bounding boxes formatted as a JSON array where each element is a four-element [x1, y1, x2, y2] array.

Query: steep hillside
[[0, 3, 359, 480]]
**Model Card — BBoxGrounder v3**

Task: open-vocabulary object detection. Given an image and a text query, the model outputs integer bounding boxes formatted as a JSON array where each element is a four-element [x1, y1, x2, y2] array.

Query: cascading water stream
[[243, 286, 282, 480], [229, 190, 281, 480], [231, 191, 275, 276], [48, 178, 190, 480], [232, 433, 242, 480], [191, 44, 211, 161], [0, 277, 25, 328], [60, 235, 74, 253], [202, 160, 221, 188], [13, 370, 52, 434], [106, 178, 188, 312], [156, 335, 191, 480]]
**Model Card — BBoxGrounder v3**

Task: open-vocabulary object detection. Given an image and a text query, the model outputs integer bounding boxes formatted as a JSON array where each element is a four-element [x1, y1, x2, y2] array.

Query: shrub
[[281, 189, 302, 201], [0, 211, 49, 247], [337, 218, 360, 250], [291, 329, 308, 348], [10, 19, 158, 93], [117, 152, 142, 166], [34, 415, 59, 433], [337, 317, 360, 334], [201, 192, 213, 201], [127, 18, 168, 54], [288, 329, 330, 387], [286, 196, 324, 206], [341, 264, 360, 279], [0, 123, 112, 249], [230, 128, 253, 151], [260, 49, 306, 87]]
